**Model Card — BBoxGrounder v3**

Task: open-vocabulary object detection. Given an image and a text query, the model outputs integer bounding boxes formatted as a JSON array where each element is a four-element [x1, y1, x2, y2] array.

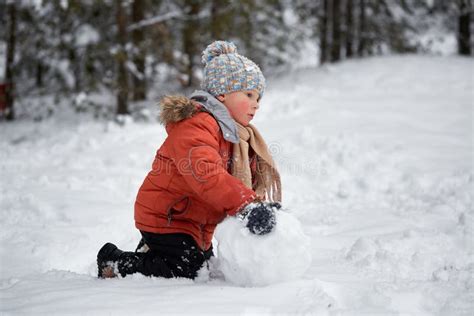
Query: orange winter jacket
[[134, 91, 256, 250]]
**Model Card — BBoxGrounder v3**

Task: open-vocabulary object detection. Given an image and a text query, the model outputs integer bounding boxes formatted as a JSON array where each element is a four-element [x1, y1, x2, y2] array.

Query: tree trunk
[[132, 0, 146, 100], [319, 0, 329, 64], [458, 0, 471, 56], [182, 0, 200, 87], [69, 47, 81, 93], [36, 63, 44, 88], [240, 0, 258, 65], [345, 0, 354, 58], [371, 0, 382, 55], [4, 2, 17, 121], [210, 0, 225, 39], [35, 35, 44, 88], [331, 0, 341, 62], [357, 0, 366, 57], [116, 0, 129, 115]]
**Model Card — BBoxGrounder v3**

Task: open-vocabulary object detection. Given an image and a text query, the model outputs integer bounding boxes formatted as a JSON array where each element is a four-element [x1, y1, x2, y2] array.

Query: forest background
[[1, 0, 472, 121]]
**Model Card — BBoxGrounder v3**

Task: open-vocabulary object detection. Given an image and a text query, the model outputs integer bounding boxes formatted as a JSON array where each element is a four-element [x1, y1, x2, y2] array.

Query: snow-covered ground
[[1, 55, 473, 315]]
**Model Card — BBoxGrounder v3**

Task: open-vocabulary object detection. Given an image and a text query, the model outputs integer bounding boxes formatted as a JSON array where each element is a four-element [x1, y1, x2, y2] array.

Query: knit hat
[[201, 41, 266, 99]]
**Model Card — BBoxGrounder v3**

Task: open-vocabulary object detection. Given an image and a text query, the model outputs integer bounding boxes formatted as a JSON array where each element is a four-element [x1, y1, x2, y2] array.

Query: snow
[[127, 11, 182, 31], [1, 55, 473, 315], [75, 24, 100, 47], [215, 211, 312, 287]]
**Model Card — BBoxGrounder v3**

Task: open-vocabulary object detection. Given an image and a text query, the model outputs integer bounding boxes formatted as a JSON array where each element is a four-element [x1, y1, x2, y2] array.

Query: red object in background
[[0, 83, 11, 112]]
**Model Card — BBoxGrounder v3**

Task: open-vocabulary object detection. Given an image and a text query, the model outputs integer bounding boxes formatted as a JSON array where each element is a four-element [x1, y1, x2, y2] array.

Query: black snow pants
[[134, 231, 213, 279]]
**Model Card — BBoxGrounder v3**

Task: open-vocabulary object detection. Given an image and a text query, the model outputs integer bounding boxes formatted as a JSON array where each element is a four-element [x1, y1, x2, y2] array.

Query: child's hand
[[253, 196, 282, 211], [266, 202, 282, 210], [240, 202, 278, 235]]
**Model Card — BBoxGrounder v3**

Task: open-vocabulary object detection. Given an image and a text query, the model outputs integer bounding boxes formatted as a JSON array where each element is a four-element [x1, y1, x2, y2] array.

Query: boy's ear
[[216, 94, 225, 102]]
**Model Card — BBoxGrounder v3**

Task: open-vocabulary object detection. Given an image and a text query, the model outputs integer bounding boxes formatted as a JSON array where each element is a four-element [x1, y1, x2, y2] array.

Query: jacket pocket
[[167, 196, 191, 225]]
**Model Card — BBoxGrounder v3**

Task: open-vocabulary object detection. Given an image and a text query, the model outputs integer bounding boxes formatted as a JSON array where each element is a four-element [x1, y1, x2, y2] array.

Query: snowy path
[[1, 55, 472, 315]]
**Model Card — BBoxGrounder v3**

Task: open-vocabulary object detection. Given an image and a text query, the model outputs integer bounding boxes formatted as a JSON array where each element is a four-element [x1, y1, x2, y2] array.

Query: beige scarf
[[232, 123, 282, 202]]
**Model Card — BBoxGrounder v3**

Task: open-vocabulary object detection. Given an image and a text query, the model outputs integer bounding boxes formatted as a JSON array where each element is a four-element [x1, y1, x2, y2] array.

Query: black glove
[[241, 202, 278, 235], [266, 202, 282, 210]]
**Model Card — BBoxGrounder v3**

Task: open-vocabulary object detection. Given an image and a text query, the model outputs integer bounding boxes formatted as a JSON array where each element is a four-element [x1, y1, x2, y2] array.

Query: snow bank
[[214, 211, 312, 287]]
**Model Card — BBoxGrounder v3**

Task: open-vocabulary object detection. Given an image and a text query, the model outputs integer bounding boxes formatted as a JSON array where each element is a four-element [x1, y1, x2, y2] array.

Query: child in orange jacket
[[97, 41, 282, 279]]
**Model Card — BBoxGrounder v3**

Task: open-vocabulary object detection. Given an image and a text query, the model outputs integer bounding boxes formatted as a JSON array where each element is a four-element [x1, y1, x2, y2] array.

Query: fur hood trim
[[159, 95, 198, 125], [159, 90, 240, 144]]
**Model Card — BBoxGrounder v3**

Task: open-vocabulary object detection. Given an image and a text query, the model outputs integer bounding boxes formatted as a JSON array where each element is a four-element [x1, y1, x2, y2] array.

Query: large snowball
[[214, 210, 312, 287]]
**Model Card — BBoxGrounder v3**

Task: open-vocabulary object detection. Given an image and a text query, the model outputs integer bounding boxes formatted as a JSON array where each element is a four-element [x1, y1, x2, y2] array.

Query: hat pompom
[[201, 41, 237, 65]]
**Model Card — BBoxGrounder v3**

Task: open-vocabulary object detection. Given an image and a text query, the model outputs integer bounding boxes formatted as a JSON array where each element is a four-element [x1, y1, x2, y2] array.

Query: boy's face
[[217, 90, 260, 126]]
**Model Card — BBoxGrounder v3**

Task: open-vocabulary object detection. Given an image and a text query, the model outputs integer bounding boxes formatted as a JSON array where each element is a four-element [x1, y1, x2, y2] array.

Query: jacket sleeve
[[167, 114, 256, 216]]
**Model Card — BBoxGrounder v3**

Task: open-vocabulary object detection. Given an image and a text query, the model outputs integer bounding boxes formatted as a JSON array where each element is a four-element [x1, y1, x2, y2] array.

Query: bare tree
[[116, 0, 129, 115], [4, 2, 17, 121]]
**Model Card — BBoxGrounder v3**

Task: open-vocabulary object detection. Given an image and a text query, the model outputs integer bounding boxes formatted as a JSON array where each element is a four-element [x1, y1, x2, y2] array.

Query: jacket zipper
[[166, 196, 190, 226]]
